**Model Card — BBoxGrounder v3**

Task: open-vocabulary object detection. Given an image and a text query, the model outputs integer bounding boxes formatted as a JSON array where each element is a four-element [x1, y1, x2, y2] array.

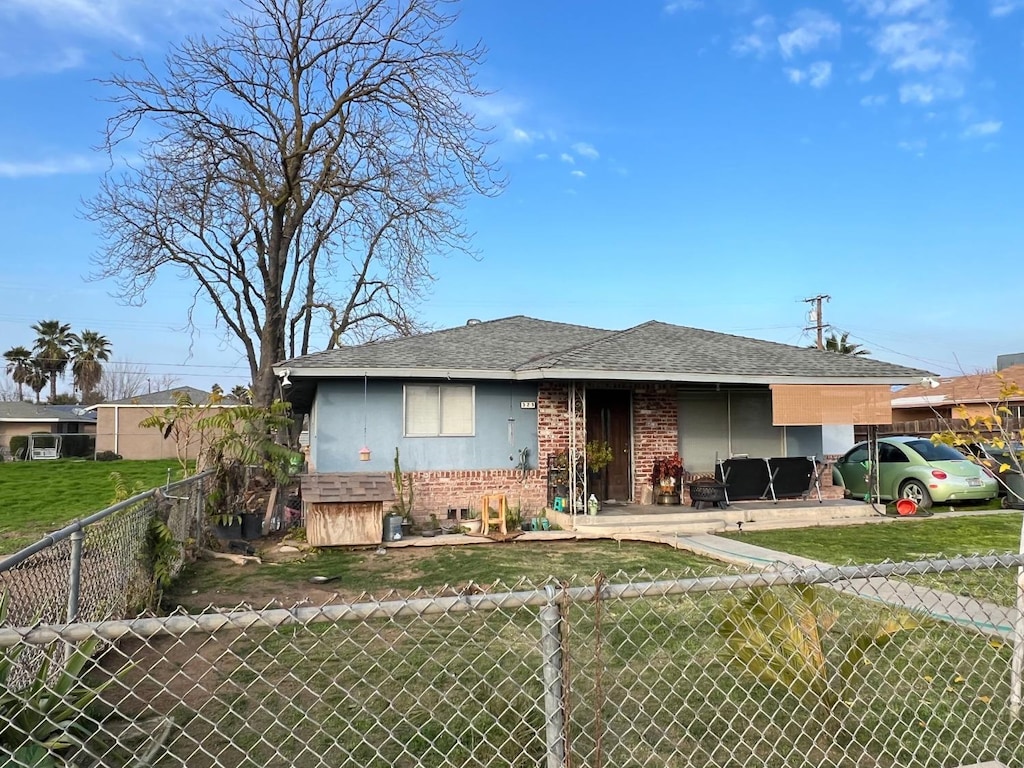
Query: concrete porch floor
[[546, 497, 881, 536]]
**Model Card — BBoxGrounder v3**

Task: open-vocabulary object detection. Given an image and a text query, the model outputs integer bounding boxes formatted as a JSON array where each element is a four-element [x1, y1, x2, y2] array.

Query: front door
[[586, 389, 632, 501]]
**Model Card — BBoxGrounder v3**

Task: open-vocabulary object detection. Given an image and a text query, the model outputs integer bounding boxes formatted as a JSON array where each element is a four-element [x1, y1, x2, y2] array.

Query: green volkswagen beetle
[[832, 436, 999, 509]]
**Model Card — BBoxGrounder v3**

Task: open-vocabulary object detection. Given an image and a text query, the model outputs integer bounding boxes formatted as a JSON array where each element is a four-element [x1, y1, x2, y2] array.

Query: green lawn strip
[[722, 513, 1024, 607], [0, 459, 187, 553], [724, 514, 1023, 564], [115, 577, 1024, 767], [165, 540, 726, 610]]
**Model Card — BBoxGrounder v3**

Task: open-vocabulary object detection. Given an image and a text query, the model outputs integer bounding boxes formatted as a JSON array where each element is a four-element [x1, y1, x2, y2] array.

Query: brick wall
[[396, 470, 547, 523], [632, 384, 679, 501], [537, 382, 570, 466]]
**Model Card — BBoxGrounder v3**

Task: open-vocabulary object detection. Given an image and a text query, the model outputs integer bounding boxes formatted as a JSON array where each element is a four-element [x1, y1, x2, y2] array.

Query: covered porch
[[549, 379, 891, 513]]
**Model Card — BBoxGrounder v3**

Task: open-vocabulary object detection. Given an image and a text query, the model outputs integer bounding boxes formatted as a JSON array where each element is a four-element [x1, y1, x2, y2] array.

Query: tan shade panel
[[770, 384, 893, 426]]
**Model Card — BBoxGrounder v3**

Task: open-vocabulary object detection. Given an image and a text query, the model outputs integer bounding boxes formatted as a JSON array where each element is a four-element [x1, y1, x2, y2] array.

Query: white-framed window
[[404, 384, 475, 436]]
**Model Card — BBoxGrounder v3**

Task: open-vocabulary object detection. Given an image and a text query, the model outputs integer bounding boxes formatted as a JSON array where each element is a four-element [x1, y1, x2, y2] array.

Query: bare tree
[[95, 363, 180, 403], [86, 0, 501, 406]]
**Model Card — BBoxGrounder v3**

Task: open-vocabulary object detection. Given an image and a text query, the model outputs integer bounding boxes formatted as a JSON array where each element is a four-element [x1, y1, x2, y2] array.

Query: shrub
[[95, 450, 122, 462], [9, 435, 27, 458]]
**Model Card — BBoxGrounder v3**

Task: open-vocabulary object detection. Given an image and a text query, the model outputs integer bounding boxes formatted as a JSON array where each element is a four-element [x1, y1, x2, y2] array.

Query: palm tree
[[24, 362, 49, 404], [230, 384, 253, 404], [32, 320, 77, 402], [71, 330, 112, 397], [810, 331, 870, 357], [3, 346, 33, 400]]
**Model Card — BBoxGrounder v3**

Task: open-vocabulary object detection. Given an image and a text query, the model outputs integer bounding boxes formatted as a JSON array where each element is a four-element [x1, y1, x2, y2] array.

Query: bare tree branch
[[86, 0, 502, 405]]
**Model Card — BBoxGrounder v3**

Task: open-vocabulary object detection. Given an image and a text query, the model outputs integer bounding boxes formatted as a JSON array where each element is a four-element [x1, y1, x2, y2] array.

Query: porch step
[[548, 500, 880, 536]]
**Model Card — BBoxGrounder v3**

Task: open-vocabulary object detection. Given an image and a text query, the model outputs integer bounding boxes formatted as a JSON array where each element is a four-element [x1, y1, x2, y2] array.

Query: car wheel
[[899, 479, 933, 510]]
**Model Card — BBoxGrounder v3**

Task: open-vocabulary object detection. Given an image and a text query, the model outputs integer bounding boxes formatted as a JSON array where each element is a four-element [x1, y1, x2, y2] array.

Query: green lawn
[[0, 459, 187, 553], [722, 513, 1024, 564], [723, 513, 1024, 606]]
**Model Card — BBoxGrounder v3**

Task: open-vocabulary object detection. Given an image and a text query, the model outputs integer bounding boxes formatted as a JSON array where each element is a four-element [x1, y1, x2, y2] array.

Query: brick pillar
[[537, 382, 570, 470], [632, 384, 679, 501]]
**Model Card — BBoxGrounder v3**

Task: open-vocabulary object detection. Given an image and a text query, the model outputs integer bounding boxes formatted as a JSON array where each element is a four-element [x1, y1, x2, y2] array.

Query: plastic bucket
[[896, 498, 918, 516]]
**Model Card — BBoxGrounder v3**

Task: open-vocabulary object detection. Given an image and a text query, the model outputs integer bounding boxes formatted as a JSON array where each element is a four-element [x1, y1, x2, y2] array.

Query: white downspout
[[114, 406, 119, 455]]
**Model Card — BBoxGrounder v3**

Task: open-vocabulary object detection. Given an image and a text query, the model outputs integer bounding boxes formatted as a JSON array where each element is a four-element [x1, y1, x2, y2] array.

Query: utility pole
[[803, 294, 830, 350]]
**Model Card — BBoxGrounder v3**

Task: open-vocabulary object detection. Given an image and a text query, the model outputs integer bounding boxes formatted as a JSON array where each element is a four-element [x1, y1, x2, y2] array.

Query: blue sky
[[1, 0, 1023, 393]]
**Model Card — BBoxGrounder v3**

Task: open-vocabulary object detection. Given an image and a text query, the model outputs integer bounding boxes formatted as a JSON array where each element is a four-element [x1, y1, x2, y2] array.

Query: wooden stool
[[480, 494, 508, 535]]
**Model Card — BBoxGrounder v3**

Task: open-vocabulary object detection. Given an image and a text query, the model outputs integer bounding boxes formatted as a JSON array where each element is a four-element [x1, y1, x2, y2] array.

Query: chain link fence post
[[65, 528, 84, 623], [540, 584, 568, 768]]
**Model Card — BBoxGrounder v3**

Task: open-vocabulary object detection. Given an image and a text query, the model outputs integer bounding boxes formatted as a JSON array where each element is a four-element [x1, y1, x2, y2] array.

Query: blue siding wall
[[311, 379, 540, 473]]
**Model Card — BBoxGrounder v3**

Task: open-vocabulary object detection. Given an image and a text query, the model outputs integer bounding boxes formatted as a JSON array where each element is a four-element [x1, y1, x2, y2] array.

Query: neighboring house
[[891, 364, 1024, 425], [0, 402, 97, 455], [87, 387, 238, 460], [275, 316, 929, 520]]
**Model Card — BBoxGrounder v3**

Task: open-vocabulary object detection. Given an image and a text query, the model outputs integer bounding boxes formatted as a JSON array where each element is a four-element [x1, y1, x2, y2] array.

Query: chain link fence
[[3, 547, 1024, 767], [0, 471, 212, 629]]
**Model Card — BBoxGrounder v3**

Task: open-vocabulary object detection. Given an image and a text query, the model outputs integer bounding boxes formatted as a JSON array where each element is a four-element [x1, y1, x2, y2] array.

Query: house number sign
[[520, 401, 536, 409]]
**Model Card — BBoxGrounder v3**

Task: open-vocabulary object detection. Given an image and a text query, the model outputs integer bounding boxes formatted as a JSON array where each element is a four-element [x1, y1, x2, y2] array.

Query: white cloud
[[559, 152, 574, 164], [852, 0, 936, 17], [571, 142, 599, 160], [511, 128, 532, 143], [664, 0, 703, 11], [898, 83, 936, 103], [0, 153, 104, 178], [990, 0, 1024, 16], [873, 21, 969, 73], [0, 46, 84, 76], [535, 153, 549, 161], [898, 138, 927, 155], [778, 10, 841, 59], [570, 170, 586, 178], [860, 93, 888, 106], [962, 120, 1002, 138], [898, 80, 963, 103], [808, 61, 832, 87], [732, 15, 775, 57], [852, 0, 973, 107], [0, 0, 223, 44], [785, 61, 832, 88]]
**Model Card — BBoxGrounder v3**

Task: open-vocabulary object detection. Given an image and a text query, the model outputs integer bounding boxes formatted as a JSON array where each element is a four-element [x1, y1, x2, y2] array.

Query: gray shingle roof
[[99, 387, 230, 407], [282, 316, 611, 372], [0, 402, 96, 422], [278, 315, 930, 384], [301, 473, 396, 504]]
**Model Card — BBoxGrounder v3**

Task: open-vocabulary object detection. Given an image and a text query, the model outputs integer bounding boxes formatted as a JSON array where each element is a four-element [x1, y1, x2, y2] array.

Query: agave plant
[[0, 596, 117, 766], [717, 584, 918, 734]]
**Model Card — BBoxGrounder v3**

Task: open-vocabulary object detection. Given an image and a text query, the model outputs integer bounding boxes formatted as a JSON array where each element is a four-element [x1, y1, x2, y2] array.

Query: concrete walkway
[[674, 533, 1018, 641]]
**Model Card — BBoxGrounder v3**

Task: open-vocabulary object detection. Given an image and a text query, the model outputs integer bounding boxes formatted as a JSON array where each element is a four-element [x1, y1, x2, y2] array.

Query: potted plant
[[585, 440, 614, 474], [651, 452, 684, 504], [197, 400, 301, 542], [421, 513, 441, 537]]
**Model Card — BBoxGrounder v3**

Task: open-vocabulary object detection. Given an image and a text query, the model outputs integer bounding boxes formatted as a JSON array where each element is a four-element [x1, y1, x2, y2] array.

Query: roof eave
[[278, 365, 922, 386], [520, 369, 923, 385]]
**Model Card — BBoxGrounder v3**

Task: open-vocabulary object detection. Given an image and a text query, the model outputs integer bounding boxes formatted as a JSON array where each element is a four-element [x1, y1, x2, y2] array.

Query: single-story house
[[892, 364, 1024, 424], [0, 402, 97, 457], [88, 387, 238, 460], [275, 316, 930, 520]]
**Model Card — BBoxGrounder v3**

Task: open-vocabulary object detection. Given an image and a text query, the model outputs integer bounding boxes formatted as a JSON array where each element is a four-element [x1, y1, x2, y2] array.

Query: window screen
[[405, 384, 474, 436]]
